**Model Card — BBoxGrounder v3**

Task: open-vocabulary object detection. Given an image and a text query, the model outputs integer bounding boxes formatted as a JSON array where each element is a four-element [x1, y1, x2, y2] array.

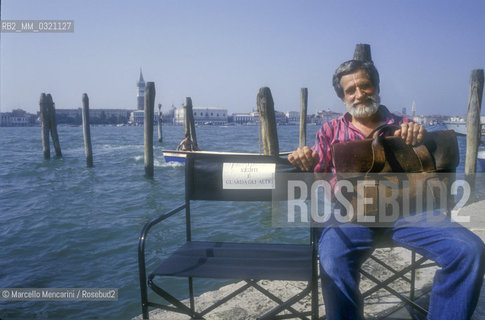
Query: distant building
[[128, 110, 159, 125], [286, 111, 300, 125], [249, 111, 260, 123], [89, 109, 131, 123], [193, 107, 228, 125], [274, 111, 287, 124], [56, 108, 131, 124], [56, 108, 81, 118], [89, 109, 130, 119], [234, 110, 286, 125], [0, 109, 36, 126], [137, 69, 145, 111], [316, 108, 342, 124], [173, 107, 184, 125], [129, 110, 145, 125], [162, 105, 176, 124], [232, 113, 254, 124], [412, 115, 426, 125], [174, 107, 228, 125], [413, 114, 449, 126], [232, 110, 290, 125], [0, 113, 9, 126]]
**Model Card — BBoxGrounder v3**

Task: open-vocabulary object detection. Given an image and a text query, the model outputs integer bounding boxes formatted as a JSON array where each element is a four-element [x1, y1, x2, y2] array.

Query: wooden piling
[[299, 88, 308, 148], [353, 43, 372, 62], [82, 94, 93, 167], [183, 104, 190, 139], [465, 69, 484, 179], [46, 94, 62, 158], [184, 97, 199, 150], [257, 87, 279, 156], [157, 103, 163, 143], [144, 82, 155, 177], [39, 93, 50, 160]]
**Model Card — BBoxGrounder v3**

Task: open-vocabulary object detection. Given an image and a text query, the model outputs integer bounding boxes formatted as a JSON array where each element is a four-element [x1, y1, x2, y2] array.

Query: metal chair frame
[[361, 248, 436, 319], [138, 153, 319, 320]]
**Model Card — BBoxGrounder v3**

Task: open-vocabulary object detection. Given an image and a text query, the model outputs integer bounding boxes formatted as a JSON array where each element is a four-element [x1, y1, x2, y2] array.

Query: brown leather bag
[[331, 125, 459, 222], [332, 125, 459, 174]]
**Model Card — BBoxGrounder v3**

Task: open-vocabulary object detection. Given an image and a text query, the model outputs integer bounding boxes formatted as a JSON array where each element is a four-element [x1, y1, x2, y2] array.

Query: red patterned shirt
[[312, 105, 408, 172]]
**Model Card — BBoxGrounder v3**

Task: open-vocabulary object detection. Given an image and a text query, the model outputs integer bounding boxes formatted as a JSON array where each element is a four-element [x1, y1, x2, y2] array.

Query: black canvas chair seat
[[152, 241, 313, 281], [138, 152, 319, 320]]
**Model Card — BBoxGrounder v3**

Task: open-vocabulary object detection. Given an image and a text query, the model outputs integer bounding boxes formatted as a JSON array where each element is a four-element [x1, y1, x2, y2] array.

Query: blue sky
[[1, 0, 484, 116]]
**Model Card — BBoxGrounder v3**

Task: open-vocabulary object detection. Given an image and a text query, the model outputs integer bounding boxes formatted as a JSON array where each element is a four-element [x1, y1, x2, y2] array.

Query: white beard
[[345, 94, 380, 119]]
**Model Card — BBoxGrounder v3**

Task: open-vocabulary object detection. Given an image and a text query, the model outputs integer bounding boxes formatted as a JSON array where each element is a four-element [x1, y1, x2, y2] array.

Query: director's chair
[[138, 152, 319, 319]]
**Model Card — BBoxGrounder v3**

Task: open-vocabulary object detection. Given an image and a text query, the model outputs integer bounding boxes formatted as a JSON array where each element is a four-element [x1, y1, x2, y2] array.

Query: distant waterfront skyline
[[1, 0, 484, 116]]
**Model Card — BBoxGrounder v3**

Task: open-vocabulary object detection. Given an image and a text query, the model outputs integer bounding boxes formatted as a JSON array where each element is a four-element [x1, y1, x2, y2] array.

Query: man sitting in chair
[[289, 59, 485, 319]]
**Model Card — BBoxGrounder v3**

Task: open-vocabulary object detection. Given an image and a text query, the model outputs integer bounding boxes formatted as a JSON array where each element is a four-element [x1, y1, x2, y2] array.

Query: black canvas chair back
[[186, 152, 297, 201], [138, 152, 319, 320]]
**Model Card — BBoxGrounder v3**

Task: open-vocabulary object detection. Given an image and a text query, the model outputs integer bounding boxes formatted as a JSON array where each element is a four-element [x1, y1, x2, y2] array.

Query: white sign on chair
[[222, 163, 276, 189]]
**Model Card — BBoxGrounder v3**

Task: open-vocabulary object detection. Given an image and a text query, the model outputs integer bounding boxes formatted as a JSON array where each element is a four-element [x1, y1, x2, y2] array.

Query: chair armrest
[[138, 203, 187, 293], [138, 203, 187, 250]]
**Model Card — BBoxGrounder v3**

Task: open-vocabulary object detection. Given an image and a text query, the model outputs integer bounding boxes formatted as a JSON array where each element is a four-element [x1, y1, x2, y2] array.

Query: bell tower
[[137, 69, 145, 110]]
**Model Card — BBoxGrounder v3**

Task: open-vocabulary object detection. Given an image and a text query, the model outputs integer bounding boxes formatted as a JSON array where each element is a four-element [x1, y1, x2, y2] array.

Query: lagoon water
[[0, 124, 467, 319]]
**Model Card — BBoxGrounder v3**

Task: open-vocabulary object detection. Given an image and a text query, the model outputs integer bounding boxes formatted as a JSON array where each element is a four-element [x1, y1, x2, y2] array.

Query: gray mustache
[[352, 95, 378, 107]]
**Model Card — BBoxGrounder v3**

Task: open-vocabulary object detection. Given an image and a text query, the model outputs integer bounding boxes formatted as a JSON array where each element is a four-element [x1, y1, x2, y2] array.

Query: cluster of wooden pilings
[[39, 93, 62, 159], [40, 92, 94, 167], [38, 84, 158, 175], [255, 86, 308, 156]]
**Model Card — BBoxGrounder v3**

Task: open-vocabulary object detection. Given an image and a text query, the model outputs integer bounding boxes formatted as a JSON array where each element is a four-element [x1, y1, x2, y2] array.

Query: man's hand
[[394, 122, 426, 146], [288, 146, 319, 172]]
